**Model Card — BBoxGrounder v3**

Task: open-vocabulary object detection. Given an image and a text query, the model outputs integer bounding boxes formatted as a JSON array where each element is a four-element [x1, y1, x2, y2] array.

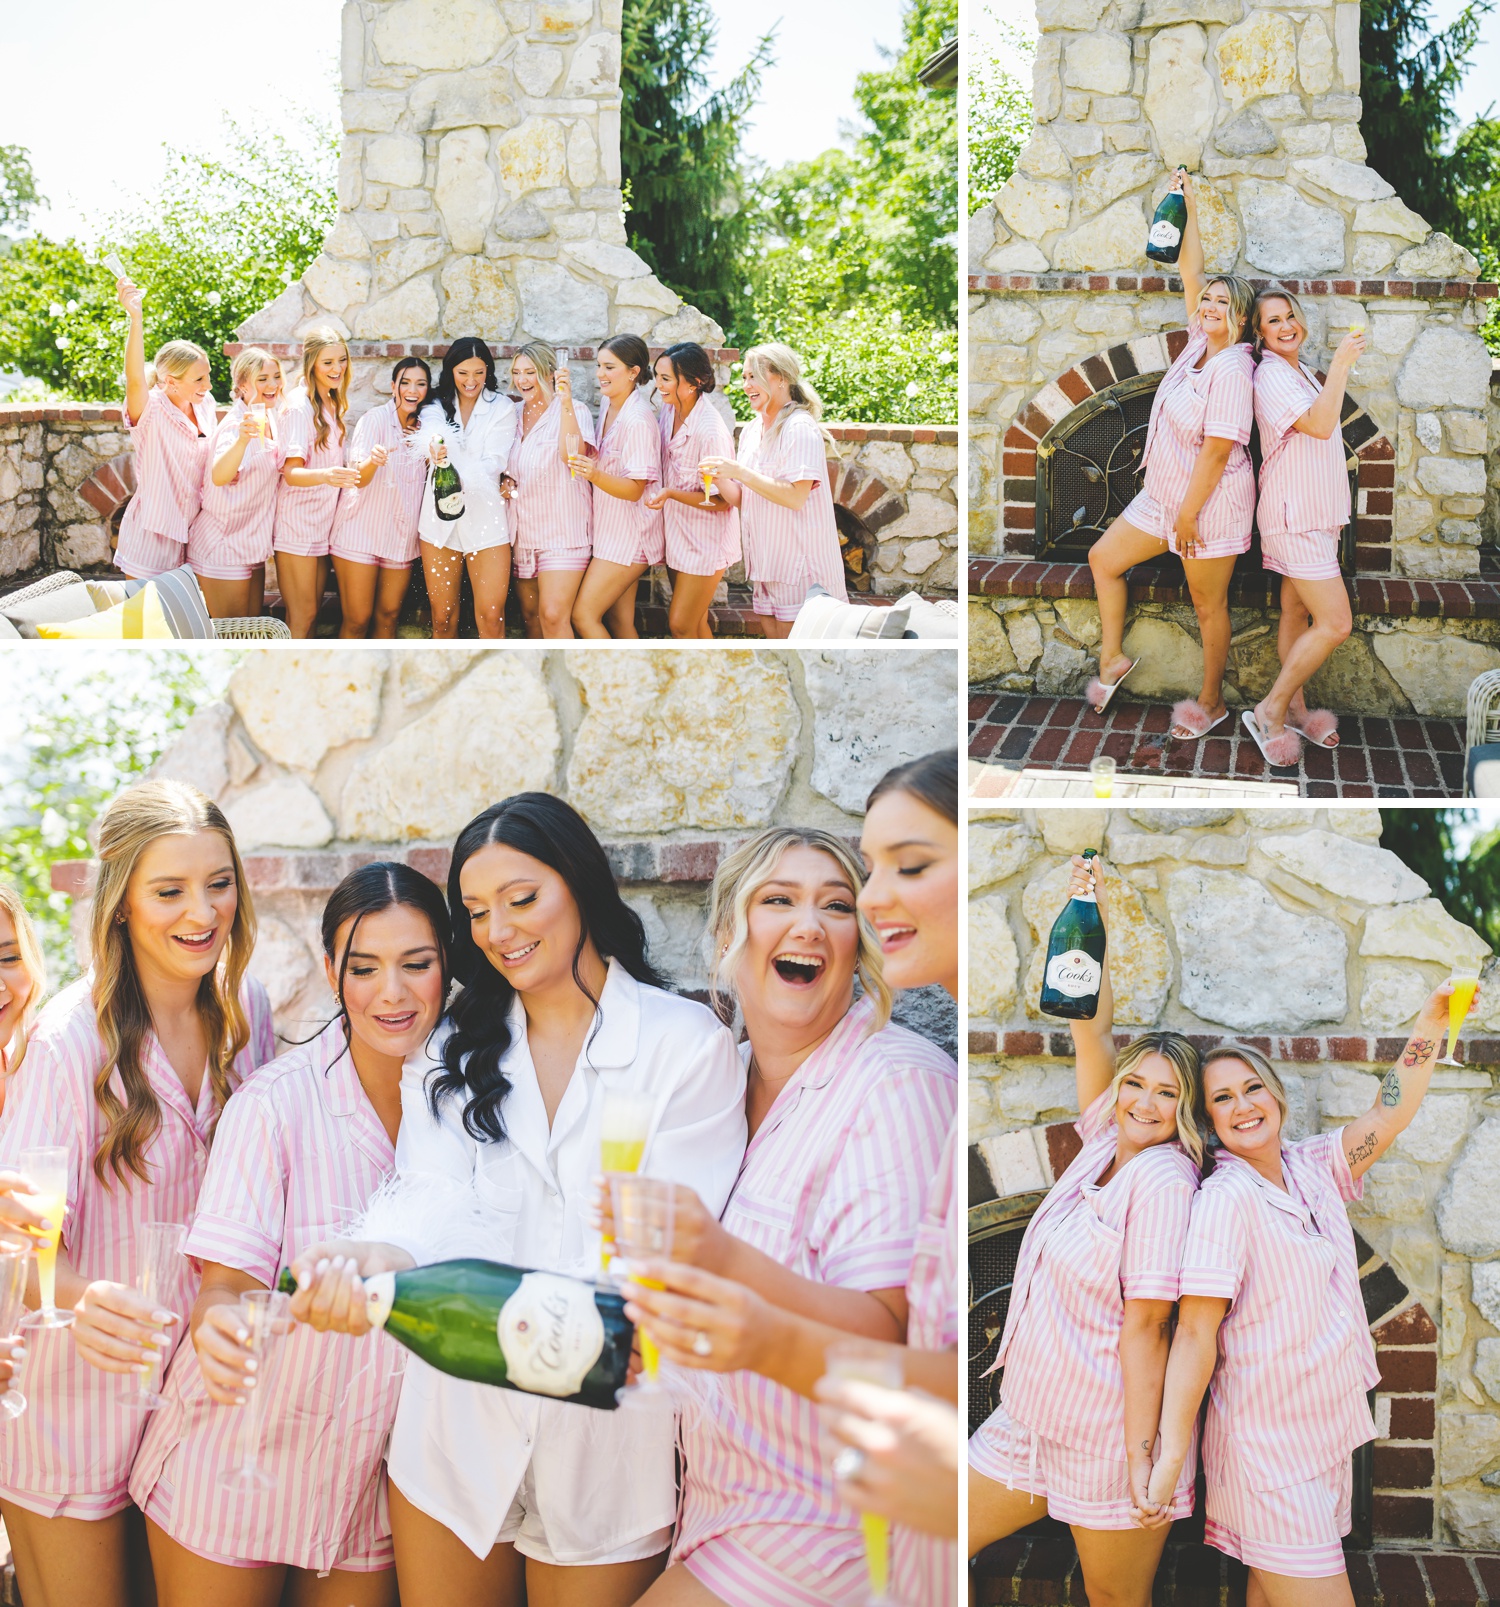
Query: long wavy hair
[[0, 885, 46, 1075], [429, 794, 668, 1144], [89, 781, 257, 1186], [741, 341, 837, 453], [434, 337, 499, 428], [300, 327, 351, 452], [706, 827, 891, 1032]]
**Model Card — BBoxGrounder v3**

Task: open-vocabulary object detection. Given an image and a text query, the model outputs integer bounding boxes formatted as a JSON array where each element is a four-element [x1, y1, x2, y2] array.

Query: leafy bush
[[968, 10, 1035, 212], [0, 114, 335, 403]]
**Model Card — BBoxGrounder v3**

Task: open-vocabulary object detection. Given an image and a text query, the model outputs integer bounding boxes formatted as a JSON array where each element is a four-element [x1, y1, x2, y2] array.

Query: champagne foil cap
[[363, 1271, 396, 1331]]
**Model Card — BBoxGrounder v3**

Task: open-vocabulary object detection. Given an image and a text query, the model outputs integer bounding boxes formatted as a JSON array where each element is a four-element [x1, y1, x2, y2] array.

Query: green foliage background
[[1380, 808, 1500, 949], [967, 11, 1033, 211]]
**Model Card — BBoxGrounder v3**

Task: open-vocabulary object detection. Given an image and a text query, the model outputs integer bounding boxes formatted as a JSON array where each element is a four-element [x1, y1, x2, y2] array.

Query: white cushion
[[2, 582, 100, 638], [891, 592, 960, 639], [787, 586, 911, 641]]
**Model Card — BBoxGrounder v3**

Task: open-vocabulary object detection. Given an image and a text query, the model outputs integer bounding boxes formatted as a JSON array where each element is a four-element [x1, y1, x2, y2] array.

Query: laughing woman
[[131, 862, 453, 1607], [0, 887, 45, 1084], [284, 793, 747, 1607], [1242, 291, 1363, 766], [1085, 172, 1257, 742], [1141, 997, 1457, 1603], [0, 781, 275, 1607], [570, 335, 664, 639], [968, 855, 1202, 1607]]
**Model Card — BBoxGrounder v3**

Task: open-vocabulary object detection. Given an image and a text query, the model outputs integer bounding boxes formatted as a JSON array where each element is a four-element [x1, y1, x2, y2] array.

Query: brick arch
[[77, 451, 137, 529], [972, 1119, 1438, 1543], [826, 458, 907, 593], [1000, 329, 1396, 576]]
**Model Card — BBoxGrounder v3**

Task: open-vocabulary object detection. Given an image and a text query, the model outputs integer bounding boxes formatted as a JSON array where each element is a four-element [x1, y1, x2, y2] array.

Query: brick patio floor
[[969, 693, 1467, 799]]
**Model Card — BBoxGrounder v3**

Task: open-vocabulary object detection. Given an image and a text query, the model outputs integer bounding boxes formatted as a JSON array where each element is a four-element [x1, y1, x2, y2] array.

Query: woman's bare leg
[[1071, 1524, 1174, 1607], [3, 1502, 135, 1607], [604, 580, 642, 638], [968, 1469, 1052, 1557], [1087, 517, 1170, 684], [573, 560, 646, 638], [527, 1551, 668, 1607], [421, 542, 465, 639], [387, 1480, 525, 1607], [371, 565, 413, 639], [633, 1561, 730, 1605], [277, 553, 329, 639], [333, 556, 379, 638], [1247, 1567, 1356, 1607], [1260, 574, 1351, 735], [197, 576, 254, 620], [144, 1517, 286, 1607], [516, 577, 544, 638], [467, 547, 512, 639], [283, 1563, 400, 1607], [760, 617, 793, 640], [1178, 551, 1239, 731], [667, 571, 723, 640]]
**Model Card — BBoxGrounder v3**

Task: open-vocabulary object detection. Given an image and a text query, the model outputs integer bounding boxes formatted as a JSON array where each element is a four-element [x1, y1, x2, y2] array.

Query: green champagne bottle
[[1146, 182, 1187, 264], [431, 438, 465, 521], [1039, 848, 1107, 1020], [275, 1258, 633, 1410]]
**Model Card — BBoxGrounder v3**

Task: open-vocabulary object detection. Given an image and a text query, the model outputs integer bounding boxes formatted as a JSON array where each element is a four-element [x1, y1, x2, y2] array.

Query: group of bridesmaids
[[112, 280, 850, 642], [0, 750, 958, 1607], [971, 853, 1454, 1607], [1084, 170, 1361, 768]]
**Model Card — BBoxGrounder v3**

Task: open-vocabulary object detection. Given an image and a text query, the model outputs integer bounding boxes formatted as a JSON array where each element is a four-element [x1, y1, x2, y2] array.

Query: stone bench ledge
[[968, 1025, 1500, 1066], [968, 273, 1500, 301]]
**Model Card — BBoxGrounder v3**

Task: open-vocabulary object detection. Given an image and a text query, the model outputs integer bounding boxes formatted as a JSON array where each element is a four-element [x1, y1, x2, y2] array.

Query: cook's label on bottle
[[1046, 949, 1102, 998], [437, 491, 465, 515], [1148, 220, 1181, 248], [498, 1272, 605, 1398]]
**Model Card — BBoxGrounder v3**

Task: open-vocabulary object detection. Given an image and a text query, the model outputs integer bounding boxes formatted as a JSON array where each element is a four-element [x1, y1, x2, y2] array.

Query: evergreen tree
[[1379, 808, 1500, 948], [0, 146, 41, 238], [619, 0, 772, 332]]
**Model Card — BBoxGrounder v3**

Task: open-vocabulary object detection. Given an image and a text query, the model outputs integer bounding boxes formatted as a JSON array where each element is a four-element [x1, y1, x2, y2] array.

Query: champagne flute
[[123, 1223, 183, 1410], [0, 1247, 31, 1418], [1436, 959, 1483, 1066], [611, 1176, 676, 1401], [250, 402, 269, 441], [219, 1289, 290, 1492], [825, 1338, 904, 1603], [701, 468, 715, 507], [19, 1148, 71, 1331], [599, 1091, 654, 1270]]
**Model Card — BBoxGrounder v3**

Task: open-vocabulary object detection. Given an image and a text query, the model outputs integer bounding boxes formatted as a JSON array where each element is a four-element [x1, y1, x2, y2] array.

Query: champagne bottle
[[431, 439, 465, 521], [1039, 848, 1107, 1020], [276, 1258, 633, 1410], [1146, 180, 1187, 265]]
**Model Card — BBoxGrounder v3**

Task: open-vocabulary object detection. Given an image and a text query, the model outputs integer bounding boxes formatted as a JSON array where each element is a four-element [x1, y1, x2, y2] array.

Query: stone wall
[[87, 646, 957, 1041], [0, 407, 959, 596], [968, 805, 1500, 1546]]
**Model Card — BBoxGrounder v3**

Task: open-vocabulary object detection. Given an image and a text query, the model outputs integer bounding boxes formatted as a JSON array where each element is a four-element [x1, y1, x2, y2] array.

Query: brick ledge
[[968, 273, 1499, 300], [968, 1027, 1500, 1066]]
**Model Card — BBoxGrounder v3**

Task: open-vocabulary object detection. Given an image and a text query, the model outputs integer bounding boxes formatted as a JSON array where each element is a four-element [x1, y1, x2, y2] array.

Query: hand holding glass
[[824, 1339, 904, 1603], [0, 1248, 31, 1418], [599, 1091, 653, 1268], [220, 1289, 291, 1492], [610, 1176, 676, 1398], [19, 1149, 71, 1331], [1437, 961, 1483, 1066], [124, 1223, 183, 1410]]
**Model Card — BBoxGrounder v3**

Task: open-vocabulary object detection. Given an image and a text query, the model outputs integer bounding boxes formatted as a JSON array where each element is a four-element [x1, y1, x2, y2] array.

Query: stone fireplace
[[968, 0, 1500, 716]]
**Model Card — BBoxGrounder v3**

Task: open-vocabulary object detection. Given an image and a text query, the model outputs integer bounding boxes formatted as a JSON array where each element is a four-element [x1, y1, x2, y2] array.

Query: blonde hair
[[741, 342, 838, 454], [300, 327, 350, 452], [513, 341, 559, 388], [89, 781, 257, 1187], [230, 346, 280, 403], [1199, 1040, 1289, 1141], [706, 827, 890, 1032], [0, 886, 46, 1075], [1110, 1031, 1204, 1165], [149, 339, 209, 392], [1250, 288, 1311, 358], [1195, 275, 1257, 347]]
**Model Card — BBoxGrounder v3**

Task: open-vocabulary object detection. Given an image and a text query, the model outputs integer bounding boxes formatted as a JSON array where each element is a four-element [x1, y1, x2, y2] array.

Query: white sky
[[0, 0, 905, 243]]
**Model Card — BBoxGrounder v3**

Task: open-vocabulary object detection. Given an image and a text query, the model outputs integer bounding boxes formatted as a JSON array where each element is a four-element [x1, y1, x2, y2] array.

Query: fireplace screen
[[1033, 372, 1358, 573]]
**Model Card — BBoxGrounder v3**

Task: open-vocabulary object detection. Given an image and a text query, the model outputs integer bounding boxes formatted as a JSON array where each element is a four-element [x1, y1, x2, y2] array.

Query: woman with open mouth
[[1084, 171, 1257, 743], [279, 793, 746, 1607], [131, 862, 453, 1607], [1139, 992, 1459, 1601], [620, 823, 955, 1607], [0, 885, 45, 1086], [968, 854, 1204, 1607], [1241, 290, 1364, 767], [0, 780, 275, 1607]]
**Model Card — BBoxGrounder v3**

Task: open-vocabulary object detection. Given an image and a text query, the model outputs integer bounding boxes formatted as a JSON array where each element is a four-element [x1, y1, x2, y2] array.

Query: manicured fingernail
[[151, 1332, 170, 1346], [244, 1358, 257, 1373], [153, 1310, 172, 1324], [235, 1328, 248, 1343]]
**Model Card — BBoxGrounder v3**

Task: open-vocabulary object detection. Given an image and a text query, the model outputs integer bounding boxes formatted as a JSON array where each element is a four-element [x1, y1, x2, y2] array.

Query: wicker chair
[[0, 571, 84, 609], [213, 617, 291, 640], [1463, 669, 1500, 796]]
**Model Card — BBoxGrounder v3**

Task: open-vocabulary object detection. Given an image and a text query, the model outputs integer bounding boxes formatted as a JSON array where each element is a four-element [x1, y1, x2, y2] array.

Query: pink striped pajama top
[[131, 1022, 404, 1572], [0, 976, 274, 1519], [187, 401, 284, 581], [590, 389, 665, 567], [1178, 1132, 1378, 1498], [274, 392, 347, 559], [116, 387, 219, 579], [660, 397, 741, 576], [1252, 354, 1350, 581], [1125, 321, 1256, 560], [673, 998, 957, 1607], [510, 397, 595, 577], [892, 1115, 959, 1607], [331, 402, 427, 569], [975, 1090, 1197, 1467], [737, 411, 847, 619]]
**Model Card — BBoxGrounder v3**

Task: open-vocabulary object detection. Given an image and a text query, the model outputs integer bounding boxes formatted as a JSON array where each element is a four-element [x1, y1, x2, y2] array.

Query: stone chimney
[[235, 0, 725, 407]]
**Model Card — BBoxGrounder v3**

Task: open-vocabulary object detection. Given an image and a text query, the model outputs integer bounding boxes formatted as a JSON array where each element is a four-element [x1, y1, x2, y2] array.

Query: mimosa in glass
[[826, 1339, 904, 1604], [599, 1090, 653, 1268], [701, 469, 715, 507], [19, 1148, 71, 1331], [610, 1175, 676, 1401], [1437, 960, 1483, 1066]]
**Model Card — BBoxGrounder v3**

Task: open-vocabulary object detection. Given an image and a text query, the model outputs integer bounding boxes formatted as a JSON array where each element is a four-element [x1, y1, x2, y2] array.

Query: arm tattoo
[[1402, 1038, 1436, 1068], [1380, 1069, 1402, 1108], [1348, 1129, 1379, 1166]]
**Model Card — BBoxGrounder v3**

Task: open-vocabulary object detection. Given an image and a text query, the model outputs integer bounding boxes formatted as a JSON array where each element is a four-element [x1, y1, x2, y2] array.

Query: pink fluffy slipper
[[1288, 709, 1339, 749], [1241, 708, 1303, 768], [1169, 699, 1229, 740]]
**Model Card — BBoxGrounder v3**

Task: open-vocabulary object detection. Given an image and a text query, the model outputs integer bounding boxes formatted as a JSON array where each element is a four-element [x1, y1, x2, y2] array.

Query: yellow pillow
[[35, 583, 175, 639]]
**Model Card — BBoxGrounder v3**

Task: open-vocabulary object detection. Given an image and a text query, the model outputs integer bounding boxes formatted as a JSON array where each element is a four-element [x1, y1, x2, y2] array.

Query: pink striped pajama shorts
[[1259, 528, 1342, 582], [1204, 1456, 1352, 1578]]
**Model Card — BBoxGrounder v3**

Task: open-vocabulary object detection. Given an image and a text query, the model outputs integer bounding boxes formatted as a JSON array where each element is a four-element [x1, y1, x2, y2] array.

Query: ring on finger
[[832, 1447, 866, 1483], [692, 1330, 713, 1358]]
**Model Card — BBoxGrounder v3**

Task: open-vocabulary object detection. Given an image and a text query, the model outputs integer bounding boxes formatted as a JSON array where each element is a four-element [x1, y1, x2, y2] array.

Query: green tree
[[1379, 808, 1500, 948], [0, 114, 335, 402], [0, 656, 232, 985], [0, 146, 42, 238], [620, 0, 772, 333], [968, 14, 1034, 211]]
